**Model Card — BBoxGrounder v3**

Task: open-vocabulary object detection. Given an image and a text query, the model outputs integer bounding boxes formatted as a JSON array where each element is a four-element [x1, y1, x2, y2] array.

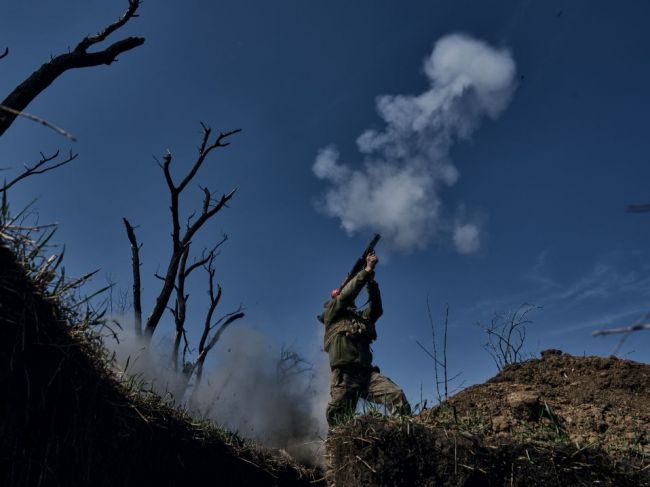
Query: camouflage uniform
[[322, 269, 410, 425]]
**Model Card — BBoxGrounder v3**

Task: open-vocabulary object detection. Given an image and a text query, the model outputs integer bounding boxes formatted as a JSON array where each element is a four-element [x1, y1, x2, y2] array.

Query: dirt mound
[[0, 244, 323, 486], [423, 350, 649, 457], [327, 351, 649, 486]]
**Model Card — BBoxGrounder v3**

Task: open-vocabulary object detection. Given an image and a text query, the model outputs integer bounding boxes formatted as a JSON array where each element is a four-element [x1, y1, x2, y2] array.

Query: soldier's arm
[[338, 251, 378, 304], [363, 279, 383, 322], [337, 269, 373, 306]]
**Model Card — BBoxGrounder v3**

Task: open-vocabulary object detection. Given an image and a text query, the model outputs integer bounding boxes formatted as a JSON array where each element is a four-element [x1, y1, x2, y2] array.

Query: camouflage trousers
[[326, 365, 411, 426]]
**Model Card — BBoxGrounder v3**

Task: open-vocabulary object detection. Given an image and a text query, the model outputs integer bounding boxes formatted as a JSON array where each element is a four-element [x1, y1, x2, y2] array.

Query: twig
[[426, 295, 442, 402], [236, 456, 278, 479], [592, 323, 650, 336], [0, 105, 76, 141], [443, 303, 449, 401], [132, 406, 149, 423], [355, 455, 377, 474], [1, 150, 78, 193]]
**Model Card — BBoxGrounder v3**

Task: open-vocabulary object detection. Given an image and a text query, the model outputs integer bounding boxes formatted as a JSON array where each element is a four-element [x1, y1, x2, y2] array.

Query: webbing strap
[[324, 320, 353, 351]]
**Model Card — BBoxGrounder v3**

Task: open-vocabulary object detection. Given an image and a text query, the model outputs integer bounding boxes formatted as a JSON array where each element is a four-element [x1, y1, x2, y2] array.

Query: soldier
[[322, 251, 411, 426]]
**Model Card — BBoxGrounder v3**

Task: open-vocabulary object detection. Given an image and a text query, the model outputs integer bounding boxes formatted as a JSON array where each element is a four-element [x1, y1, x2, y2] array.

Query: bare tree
[[478, 303, 540, 371], [123, 123, 244, 395]]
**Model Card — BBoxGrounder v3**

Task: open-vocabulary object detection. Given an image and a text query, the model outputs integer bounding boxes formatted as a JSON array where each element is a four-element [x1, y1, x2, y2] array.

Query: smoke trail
[[105, 320, 328, 465], [313, 33, 517, 253]]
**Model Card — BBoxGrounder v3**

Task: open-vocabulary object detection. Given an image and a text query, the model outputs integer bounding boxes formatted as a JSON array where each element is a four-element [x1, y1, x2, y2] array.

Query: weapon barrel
[[366, 233, 381, 254], [340, 234, 382, 288]]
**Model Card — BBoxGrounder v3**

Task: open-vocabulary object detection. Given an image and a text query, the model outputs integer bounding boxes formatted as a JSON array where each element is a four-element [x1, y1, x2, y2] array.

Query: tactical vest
[[323, 309, 377, 352]]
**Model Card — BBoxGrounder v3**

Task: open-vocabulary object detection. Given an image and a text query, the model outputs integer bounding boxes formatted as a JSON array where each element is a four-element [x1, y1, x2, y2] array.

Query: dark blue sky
[[3, 0, 650, 404]]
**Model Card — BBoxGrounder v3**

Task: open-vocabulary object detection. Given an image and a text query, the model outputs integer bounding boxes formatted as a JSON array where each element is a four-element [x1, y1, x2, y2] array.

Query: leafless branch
[[593, 317, 650, 355], [198, 254, 222, 354], [122, 218, 142, 337], [443, 304, 449, 401], [427, 296, 441, 402], [0, 0, 144, 136], [74, 0, 141, 52], [192, 306, 245, 387], [176, 127, 241, 194], [183, 235, 228, 278], [592, 323, 650, 336], [0, 105, 76, 141], [204, 309, 245, 355], [0, 47, 8, 60], [418, 299, 460, 403], [142, 125, 240, 337], [1, 150, 77, 193]]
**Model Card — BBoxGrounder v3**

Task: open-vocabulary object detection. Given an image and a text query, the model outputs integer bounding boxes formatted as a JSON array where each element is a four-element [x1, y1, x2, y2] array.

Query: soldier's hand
[[365, 252, 378, 272]]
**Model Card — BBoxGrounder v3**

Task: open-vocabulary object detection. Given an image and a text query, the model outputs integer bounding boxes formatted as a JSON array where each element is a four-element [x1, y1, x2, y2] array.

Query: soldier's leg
[[326, 367, 364, 426], [366, 369, 411, 416]]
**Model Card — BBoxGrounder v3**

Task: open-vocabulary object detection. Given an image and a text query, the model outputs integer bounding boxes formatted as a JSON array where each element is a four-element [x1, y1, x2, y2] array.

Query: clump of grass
[[423, 401, 490, 439]]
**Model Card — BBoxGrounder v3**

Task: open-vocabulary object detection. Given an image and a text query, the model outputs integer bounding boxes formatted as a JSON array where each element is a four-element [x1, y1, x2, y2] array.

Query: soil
[[423, 349, 649, 457], [327, 350, 650, 486]]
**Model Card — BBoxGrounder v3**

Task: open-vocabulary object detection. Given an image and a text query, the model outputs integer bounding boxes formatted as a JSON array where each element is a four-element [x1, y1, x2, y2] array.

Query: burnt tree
[[123, 123, 244, 385]]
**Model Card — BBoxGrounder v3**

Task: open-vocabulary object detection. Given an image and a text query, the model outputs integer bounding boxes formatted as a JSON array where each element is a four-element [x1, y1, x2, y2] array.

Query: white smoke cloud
[[313, 33, 517, 253], [104, 319, 328, 465], [453, 222, 481, 255]]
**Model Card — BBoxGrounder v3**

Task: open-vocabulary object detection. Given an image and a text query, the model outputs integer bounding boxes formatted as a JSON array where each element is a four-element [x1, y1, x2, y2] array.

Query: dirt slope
[[425, 349, 649, 453], [327, 350, 649, 486], [0, 244, 323, 486]]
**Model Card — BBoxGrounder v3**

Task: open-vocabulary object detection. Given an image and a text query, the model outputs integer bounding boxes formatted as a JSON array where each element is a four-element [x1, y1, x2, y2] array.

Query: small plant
[[478, 303, 540, 371], [416, 301, 464, 404], [536, 400, 569, 443]]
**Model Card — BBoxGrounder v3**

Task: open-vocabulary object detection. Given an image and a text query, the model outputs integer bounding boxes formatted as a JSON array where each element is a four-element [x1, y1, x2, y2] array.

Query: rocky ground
[[326, 350, 649, 486]]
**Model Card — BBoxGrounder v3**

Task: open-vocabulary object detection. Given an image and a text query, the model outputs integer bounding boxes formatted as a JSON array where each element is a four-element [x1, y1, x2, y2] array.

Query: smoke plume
[[313, 33, 517, 253], [105, 321, 329, 465]]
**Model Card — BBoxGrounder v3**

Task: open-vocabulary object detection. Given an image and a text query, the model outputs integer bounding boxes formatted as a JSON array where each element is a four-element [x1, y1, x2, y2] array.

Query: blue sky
[[3, 0, 650, 407]]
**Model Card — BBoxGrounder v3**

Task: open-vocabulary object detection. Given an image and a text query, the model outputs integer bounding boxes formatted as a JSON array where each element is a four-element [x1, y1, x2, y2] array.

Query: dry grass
[[0, 217, 323, 486]]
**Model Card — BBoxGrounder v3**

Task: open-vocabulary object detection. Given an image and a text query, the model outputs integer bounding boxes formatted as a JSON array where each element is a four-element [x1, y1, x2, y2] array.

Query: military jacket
[[322, 269, 383, 369]]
